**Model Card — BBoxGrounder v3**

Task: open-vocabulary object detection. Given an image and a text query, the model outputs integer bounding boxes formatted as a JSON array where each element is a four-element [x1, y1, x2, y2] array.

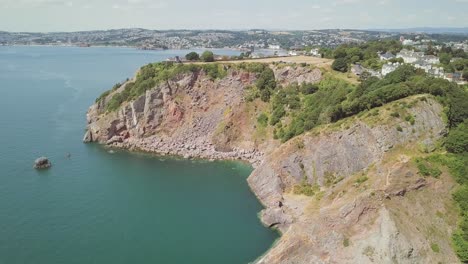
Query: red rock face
[[167, 103, 184, 123], [240, 72, 253, 84], [122, 131, 130, 139]]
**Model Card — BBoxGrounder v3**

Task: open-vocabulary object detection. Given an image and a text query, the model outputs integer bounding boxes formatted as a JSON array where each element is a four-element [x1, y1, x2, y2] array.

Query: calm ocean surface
[[0, 46, 277, 264]]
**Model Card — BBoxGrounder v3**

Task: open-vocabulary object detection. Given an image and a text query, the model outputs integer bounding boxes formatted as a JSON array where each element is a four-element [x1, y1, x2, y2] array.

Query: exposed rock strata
[[85, 63, 458, 263], [84, 65, 321, 167], [250, 98, 458, 264]]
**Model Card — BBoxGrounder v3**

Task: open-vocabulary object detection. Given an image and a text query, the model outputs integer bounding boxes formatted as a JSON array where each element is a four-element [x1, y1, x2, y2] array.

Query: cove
[[0, 46, 278, 264]]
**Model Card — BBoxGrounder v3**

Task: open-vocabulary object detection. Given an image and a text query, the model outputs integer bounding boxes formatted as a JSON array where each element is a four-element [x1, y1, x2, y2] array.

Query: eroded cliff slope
[[251, 96, 459, 263], [84, 62, 460, 263]]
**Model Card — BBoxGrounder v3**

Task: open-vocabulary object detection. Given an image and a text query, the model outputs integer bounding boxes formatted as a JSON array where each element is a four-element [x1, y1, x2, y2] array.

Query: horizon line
[[2, 26, 468, 34]]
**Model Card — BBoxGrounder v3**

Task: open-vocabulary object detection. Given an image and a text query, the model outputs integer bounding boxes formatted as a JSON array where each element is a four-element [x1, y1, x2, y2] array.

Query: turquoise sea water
[[0, 46, 277, 264]]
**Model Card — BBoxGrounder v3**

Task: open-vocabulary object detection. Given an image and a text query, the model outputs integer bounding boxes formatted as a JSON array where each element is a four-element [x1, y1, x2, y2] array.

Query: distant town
[[0, 28, 383, 49], [1, 28, 466, 50], [1, 28, 467, 84], [348, 36, 468, 85]]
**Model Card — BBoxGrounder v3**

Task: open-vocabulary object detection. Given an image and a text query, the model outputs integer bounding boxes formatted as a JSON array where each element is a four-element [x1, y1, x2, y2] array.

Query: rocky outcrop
[[273, 66, 322, 86], [249, 98, 446, 217], [34, 157, 51, 169], [250, 97, 459, 264], [84, 61, 458, 264], [84, 64, 322, 167]]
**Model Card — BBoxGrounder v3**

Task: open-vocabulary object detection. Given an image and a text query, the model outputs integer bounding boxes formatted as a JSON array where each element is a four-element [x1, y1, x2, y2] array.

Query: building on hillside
[[414, 44, 428, 51], [396, 49, 425, 63], [378, 52, 396, 61], [414, 60, 433, 72], [444, 72, 465, 84], [402, 39, 415, 46], [268, 44, 281, 50], [352, 64, 381, 78], [423, 55, 439, 64], [288, 50, 305, 56], [310, 48, 320, 56], [427, 67, 445, 78], [382, 62, 401, 76]]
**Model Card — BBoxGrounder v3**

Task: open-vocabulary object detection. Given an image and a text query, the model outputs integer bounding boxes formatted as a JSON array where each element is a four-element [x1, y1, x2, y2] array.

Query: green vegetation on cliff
[[92, 57, 468, 261], [97, 61, 282, 112], [415, 152, 468, 262], [261, 64, 468, 142], [98, 62, 232, 112]]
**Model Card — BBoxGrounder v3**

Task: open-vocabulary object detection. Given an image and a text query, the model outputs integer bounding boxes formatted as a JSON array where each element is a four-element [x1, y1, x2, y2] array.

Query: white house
[[352, 64, 381, 78], [414, 60, 432, 72], [402, 39, 415, 46], [288, 50, 305, 56], [268, 44, 281, 50], [382, 62, 401, 76], [427, 67, 445, 78], [423, 55, 439, 64], [310, 48, 320, 56], [396, 49, 425, 63]]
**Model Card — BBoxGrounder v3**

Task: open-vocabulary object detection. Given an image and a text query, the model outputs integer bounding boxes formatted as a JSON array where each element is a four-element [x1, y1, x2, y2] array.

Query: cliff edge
[[84, 62, 460, 263]]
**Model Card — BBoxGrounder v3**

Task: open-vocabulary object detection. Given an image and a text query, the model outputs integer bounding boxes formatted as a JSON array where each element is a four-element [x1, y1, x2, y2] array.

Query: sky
[[0, 0, 467, 32]]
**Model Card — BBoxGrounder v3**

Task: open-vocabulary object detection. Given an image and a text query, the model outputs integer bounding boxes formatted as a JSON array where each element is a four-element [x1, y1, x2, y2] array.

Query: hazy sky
[[1, 0, 467, 32]]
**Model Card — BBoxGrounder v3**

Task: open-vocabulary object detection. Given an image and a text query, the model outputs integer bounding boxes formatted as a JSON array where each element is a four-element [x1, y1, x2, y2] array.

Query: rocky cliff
[[251, 96, 459, 263], [85, 63, 459, 263], [84, 64, 322, 166]]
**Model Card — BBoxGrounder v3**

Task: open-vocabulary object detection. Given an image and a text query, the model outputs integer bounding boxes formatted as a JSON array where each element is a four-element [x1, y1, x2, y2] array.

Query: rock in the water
[[34, 157, 51, 169]]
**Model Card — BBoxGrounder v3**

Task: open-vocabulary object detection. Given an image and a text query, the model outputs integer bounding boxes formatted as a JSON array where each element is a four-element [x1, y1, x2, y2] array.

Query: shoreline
[[0, 44, 246, 51], [89, 139, 282, 263], [99, 135, 265, 168]]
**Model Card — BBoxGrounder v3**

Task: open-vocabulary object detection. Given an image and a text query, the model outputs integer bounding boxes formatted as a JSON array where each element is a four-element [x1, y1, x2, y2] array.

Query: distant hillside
[[371, 27, 468, 34]]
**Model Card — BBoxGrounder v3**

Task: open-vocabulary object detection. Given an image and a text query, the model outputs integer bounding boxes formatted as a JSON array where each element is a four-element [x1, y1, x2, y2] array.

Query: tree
[[446, 120, 468, 154], [333, 47, 347, 59], [346, 47, 363, 62], [389, 57, 404, 64], [426, 42, 436, 55], [359, 71, 372, 82], [463, 70, 468, 81], [440, 53, 453, 65], [453, 49, 467, 59], [185, 52, 199, 61], [201, 51, 215, 62], [332, 58, 348, 72], [447, 90, 468, 128], [453, 60, 466, 71]]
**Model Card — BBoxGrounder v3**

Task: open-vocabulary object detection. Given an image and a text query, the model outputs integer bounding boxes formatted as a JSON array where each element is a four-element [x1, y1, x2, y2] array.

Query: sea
[[0, 46, 277, 264]]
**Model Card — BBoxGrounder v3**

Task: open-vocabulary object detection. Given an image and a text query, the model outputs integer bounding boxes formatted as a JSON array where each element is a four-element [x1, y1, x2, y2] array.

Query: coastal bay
[[0, 46, 278, 264]]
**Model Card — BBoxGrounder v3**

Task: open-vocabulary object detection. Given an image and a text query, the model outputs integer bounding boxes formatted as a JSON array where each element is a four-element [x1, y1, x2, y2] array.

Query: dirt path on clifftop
[[196, 56, 333, 67]]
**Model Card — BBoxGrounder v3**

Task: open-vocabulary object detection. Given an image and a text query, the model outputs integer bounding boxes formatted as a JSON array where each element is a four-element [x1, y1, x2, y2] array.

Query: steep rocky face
[[85, 63, 459, 263], [84, 65, 322, 166], [249, 98, 445, 213], [273, 66, 322, 86], [250, 97, 459, 264]]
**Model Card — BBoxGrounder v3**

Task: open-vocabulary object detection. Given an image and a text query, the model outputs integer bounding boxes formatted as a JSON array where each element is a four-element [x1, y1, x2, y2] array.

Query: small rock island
[[34, 157, 51, 169]]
